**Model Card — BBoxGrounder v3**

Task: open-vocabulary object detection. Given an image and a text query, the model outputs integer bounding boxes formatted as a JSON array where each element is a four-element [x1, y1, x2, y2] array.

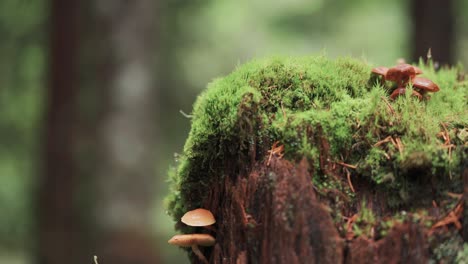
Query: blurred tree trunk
[[38, 1, 82, 263], [91, 1, 160, 263], [410, 0, 455, 65]]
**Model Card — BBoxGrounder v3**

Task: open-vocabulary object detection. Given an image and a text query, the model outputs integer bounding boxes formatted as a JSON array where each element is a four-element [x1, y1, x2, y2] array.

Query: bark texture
[[196, 156, 437, 264], [346, 223, 428, 264], [204, 158, 343, 264]]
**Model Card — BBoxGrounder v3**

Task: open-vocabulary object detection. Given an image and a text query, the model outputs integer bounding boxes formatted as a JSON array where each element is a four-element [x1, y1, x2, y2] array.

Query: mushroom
[[168, 234, 215, 264], [371, 66, 389, 77], [389, 87, 406, 100], [371, 66, 389, 86], [181, 208, 216, 227], [411, 77, 440, 99], [412, 77, 440, 92], [385, 63, 422, 86], [389, 87, 422, 101], [371, 63, 439, 101]]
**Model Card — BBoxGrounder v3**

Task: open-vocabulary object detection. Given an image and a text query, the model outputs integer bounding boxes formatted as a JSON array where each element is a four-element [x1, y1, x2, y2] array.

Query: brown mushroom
[[412, 77, 440, 92], [410, 77, 440, 100], [371, 66, 389, 77], [372, 63, 439, 101], [371, 66, 389, 86], [386, 63, 422, 86], [389, 87, 406, 100], [181, 208, 216, 227], [168, 234, 215, 264], [389, 87, 424, 101], [412, 65, 423, 75]]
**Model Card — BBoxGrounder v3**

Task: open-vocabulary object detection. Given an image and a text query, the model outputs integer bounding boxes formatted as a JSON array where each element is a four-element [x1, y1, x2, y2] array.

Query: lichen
[[165, 55, 467, 237]]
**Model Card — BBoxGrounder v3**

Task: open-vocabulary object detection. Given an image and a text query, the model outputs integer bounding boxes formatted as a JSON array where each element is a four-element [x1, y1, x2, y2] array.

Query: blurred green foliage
[[0, 0, 45, 253]]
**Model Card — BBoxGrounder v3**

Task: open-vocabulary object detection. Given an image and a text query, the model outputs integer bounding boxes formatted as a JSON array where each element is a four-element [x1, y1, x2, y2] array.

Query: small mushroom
[[181, 208, 216, 227], [389, 87, 424, 101], [168, 234, 215, 264], [386, 63, 422, 86], [411, 77, 440, 100], [412, 65, 423, 75], [389, 87, 406, 100], [412, 77, 440, 92], [371, 63, 439, 101], [371, 66, 389, 77]]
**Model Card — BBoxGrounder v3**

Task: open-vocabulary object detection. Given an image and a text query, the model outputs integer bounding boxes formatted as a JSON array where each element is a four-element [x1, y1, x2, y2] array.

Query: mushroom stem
[[191, 245, 209, 264]]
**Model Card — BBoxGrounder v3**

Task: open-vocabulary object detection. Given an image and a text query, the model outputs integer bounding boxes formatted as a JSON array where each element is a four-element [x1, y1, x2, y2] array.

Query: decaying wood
[[346, 222, 428, 264], [203, 158, 343, 264], [185, 147, 467, 264]]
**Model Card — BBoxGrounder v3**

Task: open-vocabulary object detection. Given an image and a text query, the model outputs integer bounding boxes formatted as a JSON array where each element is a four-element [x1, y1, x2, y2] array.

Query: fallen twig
[[431, 199, 463, 231], [336, 161, 357, 169], [380, 96, 395, 115], [345, 168, 355, 193], [266, 141, 284, 166]]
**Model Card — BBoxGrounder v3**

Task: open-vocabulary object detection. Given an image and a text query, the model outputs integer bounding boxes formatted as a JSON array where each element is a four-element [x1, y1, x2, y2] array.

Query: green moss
[[456, 243, 468, 263], [430, 231, 466, 264], [352, 201, 377, 238], [165, 55, 467, 226]]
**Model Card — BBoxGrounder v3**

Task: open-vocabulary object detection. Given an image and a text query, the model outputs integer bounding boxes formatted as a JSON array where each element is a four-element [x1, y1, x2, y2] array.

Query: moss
[[165, 55, 467, 228], [430, 231, 466, 264], [456, 244, 468, 263], [352, 200, 377, 238]]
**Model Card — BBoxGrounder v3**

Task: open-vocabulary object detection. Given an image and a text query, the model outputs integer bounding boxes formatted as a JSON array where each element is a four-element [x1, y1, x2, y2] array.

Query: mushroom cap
[[412, 65, 423, 75], [168, 234, 216, 247], [386, 64, 419, 84], [371, 66, 389, 76], [390, 87, 406, 100], [181, 208, 216, 226], [412, 77, 440, 92]]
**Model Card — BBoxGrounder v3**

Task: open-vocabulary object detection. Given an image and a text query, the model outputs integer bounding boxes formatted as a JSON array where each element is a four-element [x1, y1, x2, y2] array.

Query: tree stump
[[166, 56, 468, 263]]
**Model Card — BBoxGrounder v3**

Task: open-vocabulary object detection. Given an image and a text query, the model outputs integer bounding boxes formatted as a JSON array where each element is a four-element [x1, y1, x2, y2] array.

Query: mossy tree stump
[[166, 56, 468, 263]]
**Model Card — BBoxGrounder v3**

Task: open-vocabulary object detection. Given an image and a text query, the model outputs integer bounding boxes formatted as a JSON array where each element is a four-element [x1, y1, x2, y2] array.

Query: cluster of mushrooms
[[168, 208, 216, 264], [372, 63, 440, 100]]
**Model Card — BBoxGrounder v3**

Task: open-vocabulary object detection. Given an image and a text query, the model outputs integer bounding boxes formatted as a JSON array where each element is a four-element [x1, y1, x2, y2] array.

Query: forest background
[[0, 0, 466, 263]]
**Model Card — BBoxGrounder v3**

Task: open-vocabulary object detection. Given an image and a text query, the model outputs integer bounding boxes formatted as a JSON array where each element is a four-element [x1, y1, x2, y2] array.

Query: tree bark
[[204, 158, 344, 264], [38, 1, 81, 263], [200, 156, 431, 264], [410, 0, 455, 65]]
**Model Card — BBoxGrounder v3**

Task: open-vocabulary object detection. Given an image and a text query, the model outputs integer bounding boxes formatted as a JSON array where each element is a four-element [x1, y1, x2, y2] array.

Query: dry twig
[[431, 199, 463, 231], [345, 168, 355, 193], [266, 141, 284, 166], [380, 96, 395, 115], [336, 161, 357, 169]]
